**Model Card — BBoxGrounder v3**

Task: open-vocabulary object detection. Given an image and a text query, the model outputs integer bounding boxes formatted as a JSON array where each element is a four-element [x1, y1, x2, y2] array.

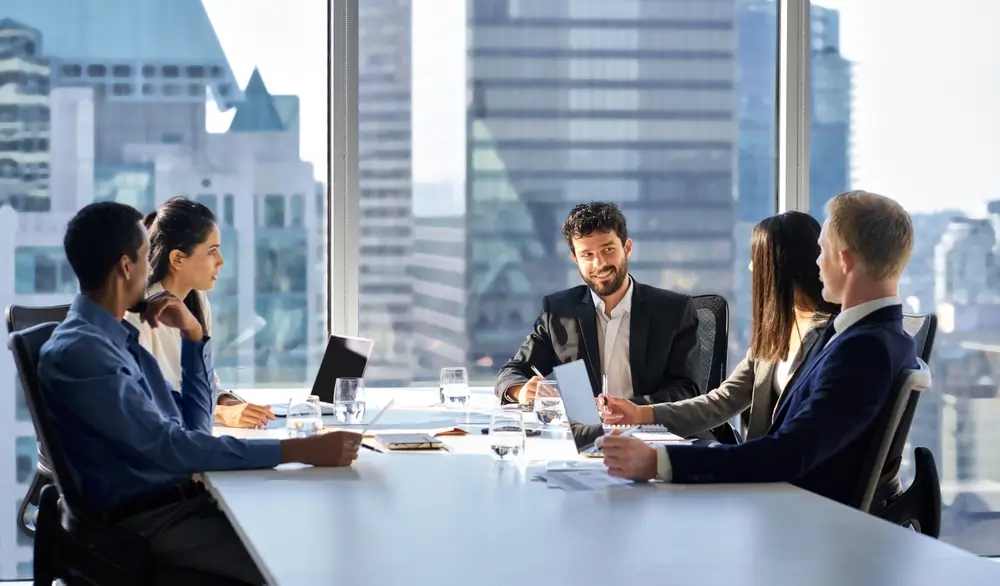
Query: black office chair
[[849, 360, 933, 515], [691, 294, 740, 445], [11, 323, 253, 585], [876, 313, 941, 537], [902, 312, 938, 364], [6, 304, 69, 540]]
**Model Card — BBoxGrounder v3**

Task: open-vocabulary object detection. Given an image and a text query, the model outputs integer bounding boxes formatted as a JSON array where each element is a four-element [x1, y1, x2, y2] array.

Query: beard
[[582, 260, 629, 297]]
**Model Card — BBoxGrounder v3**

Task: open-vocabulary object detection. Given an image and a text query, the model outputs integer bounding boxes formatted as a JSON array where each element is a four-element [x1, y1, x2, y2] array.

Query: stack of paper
[[531, 461, 635, 492]]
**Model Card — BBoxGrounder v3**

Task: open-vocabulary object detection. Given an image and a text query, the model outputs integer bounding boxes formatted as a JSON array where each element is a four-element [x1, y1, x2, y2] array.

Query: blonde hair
[[825, 190, 913, 281]]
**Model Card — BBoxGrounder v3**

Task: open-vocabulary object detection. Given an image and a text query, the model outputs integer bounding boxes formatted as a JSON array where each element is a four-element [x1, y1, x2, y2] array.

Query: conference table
[[206, 387, 1000, 586]]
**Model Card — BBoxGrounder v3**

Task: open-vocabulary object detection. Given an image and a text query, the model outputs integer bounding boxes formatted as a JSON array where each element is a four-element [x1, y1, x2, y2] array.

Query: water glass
[[533, 380, 566, 426], [439, 367, 470, 409], [488, 406, 525, 460], [334, 377, 367, 424], [286, 398, 322, 437]]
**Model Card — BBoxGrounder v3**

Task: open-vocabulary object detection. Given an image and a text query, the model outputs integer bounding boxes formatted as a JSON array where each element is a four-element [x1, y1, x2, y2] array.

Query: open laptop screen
[[310, 335, 374, 403]]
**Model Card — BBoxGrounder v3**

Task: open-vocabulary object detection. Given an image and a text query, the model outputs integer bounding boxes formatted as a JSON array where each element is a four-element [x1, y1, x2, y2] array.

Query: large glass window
[[0, 1, 328, 579], [809, 0, 1000, 556], [358, 0, 778, 385]]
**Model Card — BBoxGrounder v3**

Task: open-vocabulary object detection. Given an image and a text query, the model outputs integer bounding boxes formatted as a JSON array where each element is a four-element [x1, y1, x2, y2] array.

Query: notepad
[[368, 433, 445, 451]]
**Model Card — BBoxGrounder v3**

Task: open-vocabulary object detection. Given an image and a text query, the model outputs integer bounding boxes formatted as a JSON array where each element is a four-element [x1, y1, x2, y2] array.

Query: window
[[357, 1, 776, 384], [808, 0, 1000, 556], [0, 2, 329, 578], [262, 194, 286, 227]]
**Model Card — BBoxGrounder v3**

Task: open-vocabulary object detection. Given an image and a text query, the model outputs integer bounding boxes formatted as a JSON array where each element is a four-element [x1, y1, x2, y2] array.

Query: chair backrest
[[691, 294, 729, 393], [6, 304, 70, 335], [851, 358, 932, 512], [9, 323, 94, 522], [902, 313, 938, 363]]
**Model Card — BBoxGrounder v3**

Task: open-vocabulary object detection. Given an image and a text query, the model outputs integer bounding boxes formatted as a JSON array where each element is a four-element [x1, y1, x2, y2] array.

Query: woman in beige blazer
[[603, 211, 839, 440], [125, 197, 275, 428]]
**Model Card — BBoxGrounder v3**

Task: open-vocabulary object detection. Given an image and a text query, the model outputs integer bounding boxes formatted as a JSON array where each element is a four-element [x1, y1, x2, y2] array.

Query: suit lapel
[[771, 320, 835, 421], [747, 361, 775, 439], [628, 284, 647, 391], [576, 294, 602, 393]]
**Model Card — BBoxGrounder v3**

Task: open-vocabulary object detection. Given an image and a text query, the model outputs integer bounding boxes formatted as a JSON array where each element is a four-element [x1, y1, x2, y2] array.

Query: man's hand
[[140, 290, 203, 341], [601, 433, 658, 481], [507, 375, 545, 405], [601, 396, 654, 425], [214, 403, 275, 429], [282, 431, 363, 467]]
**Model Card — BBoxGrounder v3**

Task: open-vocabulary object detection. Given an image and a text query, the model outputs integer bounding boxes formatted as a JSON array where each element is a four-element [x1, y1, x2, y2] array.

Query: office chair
[[6, 303, 70, 540], [878, 446, 942, 537], [691, 294, 740, 445], [11, 323, 253, 585], [849, 359, 933, 515]]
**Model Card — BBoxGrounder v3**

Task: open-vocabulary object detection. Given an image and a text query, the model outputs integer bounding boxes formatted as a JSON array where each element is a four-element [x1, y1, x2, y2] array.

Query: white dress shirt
[[591, 277, 634, 398], [124, 283, 230, 401], [653, 294, 903, 482]]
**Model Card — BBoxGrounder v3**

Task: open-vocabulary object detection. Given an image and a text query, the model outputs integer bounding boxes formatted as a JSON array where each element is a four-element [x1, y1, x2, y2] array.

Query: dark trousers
[[115, 491, 265, 585]]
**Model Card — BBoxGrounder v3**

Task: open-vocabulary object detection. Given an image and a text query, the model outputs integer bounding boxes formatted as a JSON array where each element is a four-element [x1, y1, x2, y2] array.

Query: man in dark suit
[[603, 190, 918, 508], [494, 201, 701, 407]]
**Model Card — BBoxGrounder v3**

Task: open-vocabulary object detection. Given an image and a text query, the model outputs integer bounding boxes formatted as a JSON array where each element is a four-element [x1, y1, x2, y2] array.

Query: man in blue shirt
[[39, 201, 361, 584]]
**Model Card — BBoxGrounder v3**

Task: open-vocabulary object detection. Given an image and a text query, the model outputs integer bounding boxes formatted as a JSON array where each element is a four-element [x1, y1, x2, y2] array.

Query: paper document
[[544, 468, 635, 492]]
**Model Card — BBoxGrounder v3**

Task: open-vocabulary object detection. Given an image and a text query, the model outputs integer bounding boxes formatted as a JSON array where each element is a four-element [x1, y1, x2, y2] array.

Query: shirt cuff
[[180, 336, 213, 377], [655, 445, 673, 482], [249, 439, 283, 468]]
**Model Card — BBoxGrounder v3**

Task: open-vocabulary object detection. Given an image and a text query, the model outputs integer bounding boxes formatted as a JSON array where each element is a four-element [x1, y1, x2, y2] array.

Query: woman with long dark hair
[[603, 211, 839, 440], [126, 196, 275, 428]]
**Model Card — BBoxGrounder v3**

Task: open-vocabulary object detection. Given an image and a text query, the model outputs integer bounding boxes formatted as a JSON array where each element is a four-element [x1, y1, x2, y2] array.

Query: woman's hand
[[214, 403, 275, 428], [600, 395, 654, 425]]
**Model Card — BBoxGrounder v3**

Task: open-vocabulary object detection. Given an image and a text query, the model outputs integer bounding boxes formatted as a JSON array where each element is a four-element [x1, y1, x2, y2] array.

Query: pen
[[601, 374, 609, 414]]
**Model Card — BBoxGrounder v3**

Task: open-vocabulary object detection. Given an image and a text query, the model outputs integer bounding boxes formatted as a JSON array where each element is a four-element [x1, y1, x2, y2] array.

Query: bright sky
[[819, 0, 1000, 216], [203, 0, 1000, 216]]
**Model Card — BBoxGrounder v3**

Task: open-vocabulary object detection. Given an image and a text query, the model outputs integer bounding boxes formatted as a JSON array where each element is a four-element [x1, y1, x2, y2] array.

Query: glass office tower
[[464, 1, 739, 377]]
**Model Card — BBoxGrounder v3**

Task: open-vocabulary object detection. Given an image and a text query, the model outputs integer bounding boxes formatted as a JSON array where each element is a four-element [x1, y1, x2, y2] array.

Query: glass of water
[[333, 377, 367, 425], [439, 367, 470, 409], [488, 405, 525, 460], [533, 380, 566, 426], [286, 398, 323, 437]]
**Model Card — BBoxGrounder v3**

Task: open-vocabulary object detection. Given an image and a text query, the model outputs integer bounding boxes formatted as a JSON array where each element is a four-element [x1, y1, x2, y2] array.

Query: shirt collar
[[833, 295, 902, 334], [591, 276, 634, 319], [69, 294, 135, 347]]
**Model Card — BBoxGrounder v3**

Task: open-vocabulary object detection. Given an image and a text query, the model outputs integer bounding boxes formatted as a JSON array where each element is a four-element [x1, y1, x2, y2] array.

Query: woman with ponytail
[[126, 196, 275, 428]]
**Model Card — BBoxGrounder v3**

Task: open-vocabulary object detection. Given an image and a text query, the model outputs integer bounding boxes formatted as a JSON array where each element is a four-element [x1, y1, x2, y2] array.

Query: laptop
[[551, 360, 680, 454], [271, 335, 375, 416]]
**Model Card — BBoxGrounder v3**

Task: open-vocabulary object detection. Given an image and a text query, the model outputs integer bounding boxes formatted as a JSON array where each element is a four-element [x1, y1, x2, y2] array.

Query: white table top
[[204, 455, 1000, 586], [207, 389, 1000, 586]]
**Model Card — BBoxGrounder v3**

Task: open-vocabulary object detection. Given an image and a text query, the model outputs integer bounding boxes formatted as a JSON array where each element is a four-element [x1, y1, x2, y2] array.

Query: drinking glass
[[533, 380, 566, 426], [333, 377, 367, 424], [286, 398, 322, 437], [488, 405, 525, 460], [439, 367, 470, 409]]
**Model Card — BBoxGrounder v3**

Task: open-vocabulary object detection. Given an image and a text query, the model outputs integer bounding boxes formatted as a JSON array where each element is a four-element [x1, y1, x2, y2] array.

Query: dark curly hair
[[561, 201, 628, 253]]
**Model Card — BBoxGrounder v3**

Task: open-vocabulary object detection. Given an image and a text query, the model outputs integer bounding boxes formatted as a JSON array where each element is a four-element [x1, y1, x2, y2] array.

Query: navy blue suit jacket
[[665, 304, 918, 506]]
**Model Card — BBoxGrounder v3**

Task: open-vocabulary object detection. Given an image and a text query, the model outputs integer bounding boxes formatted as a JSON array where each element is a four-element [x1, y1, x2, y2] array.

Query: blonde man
[[603, 191, 919, 508]]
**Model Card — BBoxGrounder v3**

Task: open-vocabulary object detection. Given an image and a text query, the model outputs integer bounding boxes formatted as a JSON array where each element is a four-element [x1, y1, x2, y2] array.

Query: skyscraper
[[358, 0, 415, 385], [463, 1, 739, 377]]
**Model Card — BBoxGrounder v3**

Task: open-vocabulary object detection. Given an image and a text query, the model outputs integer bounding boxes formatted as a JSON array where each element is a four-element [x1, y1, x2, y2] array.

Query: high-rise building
[[462, 1, 739, 378], [0, 2, 325, 577], [358, 0, 414, 385]]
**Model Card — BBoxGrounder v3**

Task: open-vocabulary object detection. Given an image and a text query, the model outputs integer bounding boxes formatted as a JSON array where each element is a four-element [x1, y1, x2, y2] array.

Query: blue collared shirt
[[38, 295, 282, 510]]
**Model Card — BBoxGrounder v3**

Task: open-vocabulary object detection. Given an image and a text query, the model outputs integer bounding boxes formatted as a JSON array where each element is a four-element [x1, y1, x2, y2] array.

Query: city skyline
[[206, 0, 1000, 215]]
